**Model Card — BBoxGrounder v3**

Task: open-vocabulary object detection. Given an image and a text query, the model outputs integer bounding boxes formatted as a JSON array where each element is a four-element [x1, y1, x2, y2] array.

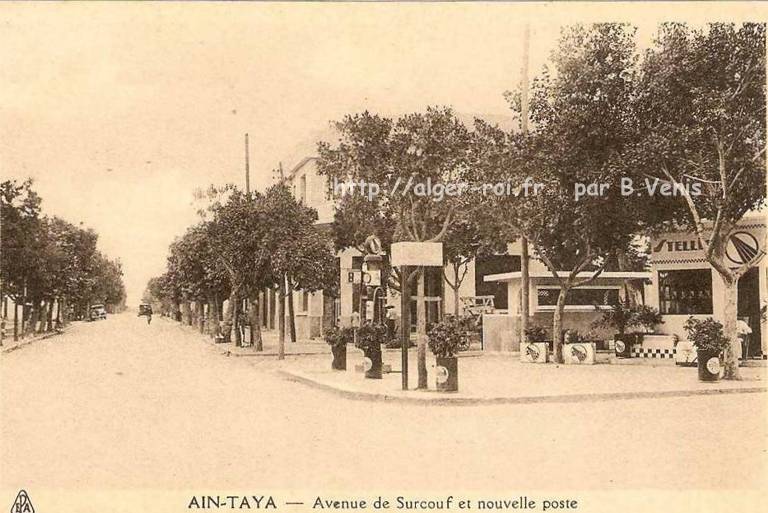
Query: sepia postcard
[[1, 2, 766, 513]]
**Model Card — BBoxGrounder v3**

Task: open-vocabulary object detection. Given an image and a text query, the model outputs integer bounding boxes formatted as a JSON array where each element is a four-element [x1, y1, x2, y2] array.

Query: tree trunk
[[46, 300, 54, 331], [20, 286, 28, 337], [222, 291, 237, 344], [552, 286, 569, 364], [721, 279, 741, 380], [209, 294, 221, 337], [278, 280, 286, 360], [55, 298, 62, 328], [251, 294, 263, 351], [13, 300, 19, 341], [181, 299, 192, 326], [36, 300, 47, 333], [416, 269, 428, 390], [233, 297, 242, 346], [322, 290, 336, 333], [450, 263, 462, 317], [287, 277, 297, 343], [520, 238, 530, 345]]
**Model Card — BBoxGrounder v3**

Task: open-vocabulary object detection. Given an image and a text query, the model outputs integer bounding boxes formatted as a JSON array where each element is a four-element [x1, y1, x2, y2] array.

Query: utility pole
[[519, 23, 531, 349], [245, 133, 250, 194]]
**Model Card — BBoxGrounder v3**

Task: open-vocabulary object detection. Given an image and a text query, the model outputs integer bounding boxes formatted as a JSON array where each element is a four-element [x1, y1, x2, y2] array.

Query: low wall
[[482, 314, 520, 352]]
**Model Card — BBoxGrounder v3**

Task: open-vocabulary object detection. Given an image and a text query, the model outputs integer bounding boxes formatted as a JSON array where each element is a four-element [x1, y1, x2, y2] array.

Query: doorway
[[737, 267, 762, 357]]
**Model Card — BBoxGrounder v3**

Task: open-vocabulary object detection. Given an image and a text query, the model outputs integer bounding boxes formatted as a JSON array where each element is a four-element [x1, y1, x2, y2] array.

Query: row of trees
[[1, 179, 127, 341], [146, 22, 763, 382], [144, 184, 337, 358], [316, 22, 765, 380]]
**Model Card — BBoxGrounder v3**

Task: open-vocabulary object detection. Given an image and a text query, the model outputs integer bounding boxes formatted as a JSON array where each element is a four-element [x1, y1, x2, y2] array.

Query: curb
[[277, 369, 767, 406], [225, 350, 328, 357], [169, 318, 329, 358], [1, 329, 65, 354]]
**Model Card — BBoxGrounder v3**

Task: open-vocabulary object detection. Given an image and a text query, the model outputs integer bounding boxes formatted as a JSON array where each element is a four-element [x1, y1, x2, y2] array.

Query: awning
[[484, 271, 652, 283]]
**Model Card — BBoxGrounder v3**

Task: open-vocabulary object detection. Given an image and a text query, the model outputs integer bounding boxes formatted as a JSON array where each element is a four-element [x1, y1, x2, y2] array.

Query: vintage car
[[89, 304, 107, 321]]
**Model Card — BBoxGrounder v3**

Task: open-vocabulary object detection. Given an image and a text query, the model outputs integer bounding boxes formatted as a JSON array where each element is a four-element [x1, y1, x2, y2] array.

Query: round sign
[[705, 356, 721, 375], [615, 340, 626, 353], [725, 231, 760, 265], [525, 344, 540, 361], [571, 344, 588, 362], [435, 365, 449, 384], [364, 235, 382, 255], [363, 357, 373, 372]]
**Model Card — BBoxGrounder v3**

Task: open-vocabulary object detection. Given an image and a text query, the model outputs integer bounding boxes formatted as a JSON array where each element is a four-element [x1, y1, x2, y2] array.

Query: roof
[[484, 271, 652, 283]]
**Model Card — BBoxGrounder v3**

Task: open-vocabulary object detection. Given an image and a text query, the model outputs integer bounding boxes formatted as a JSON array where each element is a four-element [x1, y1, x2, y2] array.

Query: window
[[658, 269, 712, 314], [299, 175, 307, 204], [537, 287, 620, 310], [301, 291, 309, 312]]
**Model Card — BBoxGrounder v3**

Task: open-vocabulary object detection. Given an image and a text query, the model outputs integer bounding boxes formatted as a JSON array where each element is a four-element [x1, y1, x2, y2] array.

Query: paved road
[[2, 313, 766, 494]]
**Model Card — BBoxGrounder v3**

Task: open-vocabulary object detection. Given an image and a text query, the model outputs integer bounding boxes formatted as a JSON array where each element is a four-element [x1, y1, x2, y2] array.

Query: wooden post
[[400, 266, 410, 390], [519, 23, 531, 350]]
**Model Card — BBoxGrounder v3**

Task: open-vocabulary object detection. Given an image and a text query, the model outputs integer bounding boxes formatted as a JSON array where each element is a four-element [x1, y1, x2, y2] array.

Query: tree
[[1, 179, 125, 333], [475, 24, 641, 363], [258, 184, 336, 359], [166, 222, 230, 336], [317, 106, 472, 389], [442, 214, 506, 316], [1, 179, 42, 337], [627, 23, 766, 379]]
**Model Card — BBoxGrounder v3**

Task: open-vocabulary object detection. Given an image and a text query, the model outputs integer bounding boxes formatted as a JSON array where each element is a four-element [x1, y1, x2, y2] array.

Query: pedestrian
[[385, 305, 399, 341], [147, 305, 153, 325]]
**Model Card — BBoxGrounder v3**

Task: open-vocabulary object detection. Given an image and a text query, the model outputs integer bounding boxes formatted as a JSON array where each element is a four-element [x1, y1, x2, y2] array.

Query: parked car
[[138, 304, 153, 317], [89, 304, 107, 321]]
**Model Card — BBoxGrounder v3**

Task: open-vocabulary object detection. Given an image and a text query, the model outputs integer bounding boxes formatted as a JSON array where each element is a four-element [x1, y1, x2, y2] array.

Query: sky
[[0, 2, 757, 305]]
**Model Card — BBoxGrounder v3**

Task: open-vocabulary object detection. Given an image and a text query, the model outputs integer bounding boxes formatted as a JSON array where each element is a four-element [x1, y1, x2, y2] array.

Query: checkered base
[[632, 347, 676, 359]]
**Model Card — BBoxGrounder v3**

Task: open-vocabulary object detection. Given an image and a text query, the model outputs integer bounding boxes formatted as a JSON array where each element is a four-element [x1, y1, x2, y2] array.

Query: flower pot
[[697, 349, 722, 382], [674, 340, 696, 366], [331, 344, 347, 370], [521, 342, 549, 363], [363, 346, 383, 379], [614, 333, 635, 358], [563, 342, 596, 365], [435, 356, 458, 392]]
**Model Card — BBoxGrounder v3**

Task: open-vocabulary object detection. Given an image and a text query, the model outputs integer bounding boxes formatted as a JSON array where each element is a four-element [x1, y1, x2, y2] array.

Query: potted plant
[[324, 325, 353, 370], [562, 329, 597, 365], [522, 324, 549, 363], [634, 305, 664, 334], [684, 317, 730, 382], [355, 323, 386, 379], [427, 317, 463, 392], [592, 301, 642, 358]]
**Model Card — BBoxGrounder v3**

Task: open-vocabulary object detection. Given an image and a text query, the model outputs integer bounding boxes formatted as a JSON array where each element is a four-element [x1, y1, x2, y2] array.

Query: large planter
[[697, 349, 722, 382], [331, 344, 347, 370], [363, 346, 383, 379], [521, 342, 549, 363], [435, 356, 458, 392], [563, 342, 596, 365], [613, 333, 636, 358], [674, 340, 697, 366]]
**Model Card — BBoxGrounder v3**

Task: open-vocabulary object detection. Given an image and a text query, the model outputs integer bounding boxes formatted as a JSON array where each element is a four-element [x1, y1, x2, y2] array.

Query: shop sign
[[651, 225, 764, 264], [390, 242, 443, 267]]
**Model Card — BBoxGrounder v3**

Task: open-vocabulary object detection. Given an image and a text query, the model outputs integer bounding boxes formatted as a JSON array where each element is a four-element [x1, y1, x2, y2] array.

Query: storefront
[[483, 253, 650, 351], [645, 215, 767, 358]]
